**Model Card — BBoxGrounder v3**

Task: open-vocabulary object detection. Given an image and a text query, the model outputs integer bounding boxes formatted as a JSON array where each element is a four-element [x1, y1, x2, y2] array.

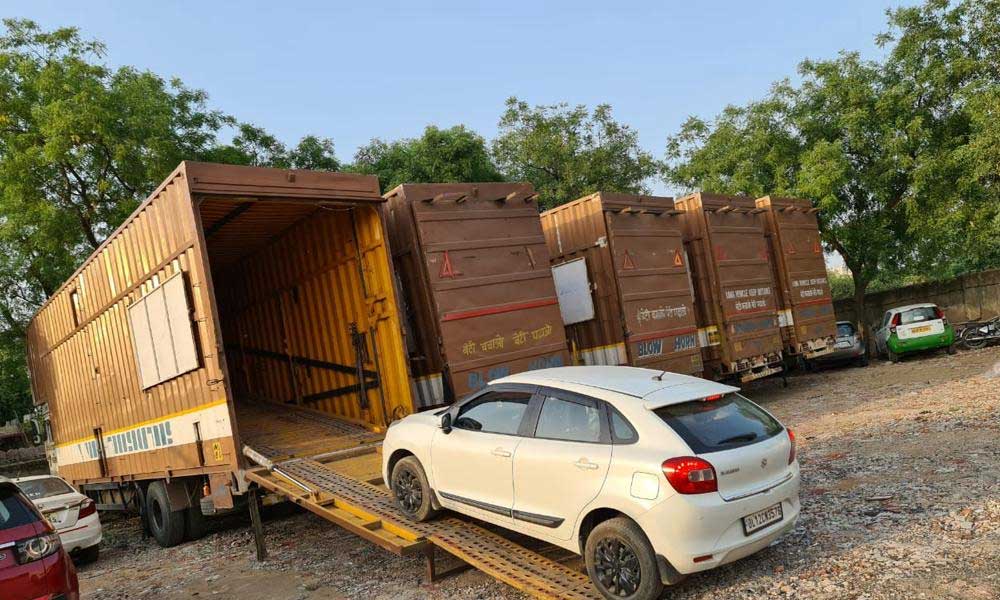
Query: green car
[[873, 303, 956, 362]]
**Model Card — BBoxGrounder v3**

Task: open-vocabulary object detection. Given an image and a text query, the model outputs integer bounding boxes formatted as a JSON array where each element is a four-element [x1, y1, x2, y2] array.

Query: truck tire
[[146, 481, 185, 547], [390, 456, 438, 522], [585, 517, 663, 600]]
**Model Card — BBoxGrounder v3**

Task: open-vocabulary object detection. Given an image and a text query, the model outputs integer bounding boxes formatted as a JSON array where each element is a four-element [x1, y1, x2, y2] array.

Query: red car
[[1, 478, 79, 600]]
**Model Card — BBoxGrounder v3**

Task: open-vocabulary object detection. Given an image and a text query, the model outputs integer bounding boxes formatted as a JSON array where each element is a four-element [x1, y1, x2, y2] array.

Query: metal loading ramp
[[239, 405, 602, 600]]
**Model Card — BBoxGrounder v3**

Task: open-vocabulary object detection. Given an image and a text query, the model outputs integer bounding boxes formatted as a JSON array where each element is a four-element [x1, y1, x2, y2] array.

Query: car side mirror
[[440, 413, 452, 434]]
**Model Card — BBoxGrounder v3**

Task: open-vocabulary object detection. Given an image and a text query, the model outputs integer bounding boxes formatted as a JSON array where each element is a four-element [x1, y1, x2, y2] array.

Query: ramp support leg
[[422, 544, 470, 584], [248, 488, 267, 561]]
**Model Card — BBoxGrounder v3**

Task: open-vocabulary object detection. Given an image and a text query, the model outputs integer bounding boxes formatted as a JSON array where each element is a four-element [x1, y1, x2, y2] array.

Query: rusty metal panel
[[674, 193, 784, 381], [384, 183, 569, 405], [541, 193, 702, 376], [755, 196, 837, 359], [24, 162, 412, 491]]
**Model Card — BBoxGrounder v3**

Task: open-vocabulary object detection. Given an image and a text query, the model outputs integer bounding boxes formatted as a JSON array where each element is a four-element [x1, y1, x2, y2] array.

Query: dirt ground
[[78, 347, 1000, 600]]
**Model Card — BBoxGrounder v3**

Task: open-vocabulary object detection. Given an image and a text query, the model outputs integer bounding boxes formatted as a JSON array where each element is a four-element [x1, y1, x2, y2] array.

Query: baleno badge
[[761, 458, 769, 469]]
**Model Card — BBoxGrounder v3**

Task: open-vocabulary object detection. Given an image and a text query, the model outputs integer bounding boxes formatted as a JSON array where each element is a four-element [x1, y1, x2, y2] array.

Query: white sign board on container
[[552, 258, 595, 325]]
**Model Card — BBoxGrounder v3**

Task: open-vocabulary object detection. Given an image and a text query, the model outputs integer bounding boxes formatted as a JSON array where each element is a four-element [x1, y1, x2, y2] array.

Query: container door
[[604, 211, 702, 376], [771, 211, 837, 352], [704, 211, 783, 365], [409, 190, 569, 399]]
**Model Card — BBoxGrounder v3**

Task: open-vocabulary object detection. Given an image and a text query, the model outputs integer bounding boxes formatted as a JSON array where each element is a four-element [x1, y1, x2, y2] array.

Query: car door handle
[[492, 448, 512, 458], [574, 459, 599, 470]]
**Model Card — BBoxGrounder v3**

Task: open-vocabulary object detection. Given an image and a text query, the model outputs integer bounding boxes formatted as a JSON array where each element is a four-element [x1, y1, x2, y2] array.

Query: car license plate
[[910, 325, 931, 334], [742, 503, 783, 535]]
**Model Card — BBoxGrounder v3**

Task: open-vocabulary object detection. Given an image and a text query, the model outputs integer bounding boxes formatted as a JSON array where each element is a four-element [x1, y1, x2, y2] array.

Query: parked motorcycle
[[959, 316, 1000, 349]]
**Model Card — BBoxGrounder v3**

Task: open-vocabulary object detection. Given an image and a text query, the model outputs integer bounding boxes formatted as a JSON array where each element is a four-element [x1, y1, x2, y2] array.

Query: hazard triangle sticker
[[673, 249, 683, 267], [438, 251, 462, 278], [622, 250, 637, 270], [813, 239, 822, 253]]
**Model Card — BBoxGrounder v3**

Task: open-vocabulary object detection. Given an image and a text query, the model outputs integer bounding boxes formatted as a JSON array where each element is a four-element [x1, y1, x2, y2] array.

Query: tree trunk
[[852, 276, 871, 355]]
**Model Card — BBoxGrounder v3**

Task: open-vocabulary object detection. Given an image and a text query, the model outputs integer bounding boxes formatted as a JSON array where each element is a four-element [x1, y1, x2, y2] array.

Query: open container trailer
[[539, 192, 702, 376], [25, 162, 415, 542], [755, 196, 837, 366], [673, 192, 785, 382], [383, 183, 569, 407]]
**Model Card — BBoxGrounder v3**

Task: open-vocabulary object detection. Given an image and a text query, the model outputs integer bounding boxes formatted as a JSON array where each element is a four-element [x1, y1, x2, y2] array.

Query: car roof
[[494, 366, 738, 408], [888, 303, 937, 313]]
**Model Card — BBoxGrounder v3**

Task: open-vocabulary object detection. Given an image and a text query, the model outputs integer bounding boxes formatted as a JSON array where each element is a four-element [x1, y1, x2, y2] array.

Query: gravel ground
[[78, 347, 1000, 600]]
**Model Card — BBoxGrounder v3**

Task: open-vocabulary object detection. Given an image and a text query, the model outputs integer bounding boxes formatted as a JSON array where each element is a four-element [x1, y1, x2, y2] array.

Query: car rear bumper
[[814, 343, 864, 362], [58, 515, 102, 553], [888, 328, 954, 354], [638, 468, 800, 575]]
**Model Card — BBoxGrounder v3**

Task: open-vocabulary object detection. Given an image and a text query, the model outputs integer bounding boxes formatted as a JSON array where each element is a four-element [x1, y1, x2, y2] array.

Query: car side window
[[534, 393, 603, 443], [609, 406, 638, 444], [881, 311, 892, 329], [454, 391, 531, 435]]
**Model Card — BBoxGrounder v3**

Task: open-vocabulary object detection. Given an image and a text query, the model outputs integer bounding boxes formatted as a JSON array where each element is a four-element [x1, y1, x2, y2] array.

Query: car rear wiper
[[717, 432, 758, 445]]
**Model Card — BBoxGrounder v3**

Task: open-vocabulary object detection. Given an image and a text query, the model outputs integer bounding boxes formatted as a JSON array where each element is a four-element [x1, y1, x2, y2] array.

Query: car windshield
[[17, 477, 74, 501], [837, 323, 855, 337], [654, 393, 783, 454], [900, 307, 938, 325], [0, 483, 40, 531]]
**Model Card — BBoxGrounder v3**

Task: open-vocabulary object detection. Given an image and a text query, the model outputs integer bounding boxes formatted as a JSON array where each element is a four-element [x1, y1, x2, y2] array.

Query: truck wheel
[[146, 481, 185, 547], [185, 503, 207, 541], [585, 517, 663, 600], [391, 456, 438, 522]]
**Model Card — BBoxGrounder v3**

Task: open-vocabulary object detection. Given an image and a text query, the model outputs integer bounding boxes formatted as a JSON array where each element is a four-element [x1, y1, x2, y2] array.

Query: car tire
[[855, 353, 869, 367], [887, 349, 900, 363], [77, 544, 100, 564], [391, 456, 438, 522], [946, 343, 957, 355], [146, 481, 186, 548], [185, 503, 207, 541], [585, 517, 663, 600]]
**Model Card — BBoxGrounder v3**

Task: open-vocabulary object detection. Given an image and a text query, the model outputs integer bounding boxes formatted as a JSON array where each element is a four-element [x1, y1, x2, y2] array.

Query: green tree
[[351, 125, 502, 191], [0, 20, 335, 420], [492, 97, 660, 209], [664, 0, 1000, 323]]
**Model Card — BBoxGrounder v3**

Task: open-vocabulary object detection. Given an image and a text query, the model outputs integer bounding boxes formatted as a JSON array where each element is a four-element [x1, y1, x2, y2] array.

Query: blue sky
[[7, 0, 912, 191]]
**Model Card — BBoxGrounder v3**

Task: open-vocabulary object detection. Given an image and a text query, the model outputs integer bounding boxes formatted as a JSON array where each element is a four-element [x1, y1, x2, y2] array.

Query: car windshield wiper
[[717, 432, 758, 445]]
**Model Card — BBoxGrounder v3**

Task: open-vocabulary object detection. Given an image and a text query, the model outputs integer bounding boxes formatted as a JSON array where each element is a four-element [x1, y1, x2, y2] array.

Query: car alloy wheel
[[594, 537, 641, 597], [393, 468, 422, 515]]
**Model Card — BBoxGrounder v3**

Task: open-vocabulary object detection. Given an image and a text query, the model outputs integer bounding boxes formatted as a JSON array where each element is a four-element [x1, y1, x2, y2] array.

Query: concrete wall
[[834, 268, 1000, 328]]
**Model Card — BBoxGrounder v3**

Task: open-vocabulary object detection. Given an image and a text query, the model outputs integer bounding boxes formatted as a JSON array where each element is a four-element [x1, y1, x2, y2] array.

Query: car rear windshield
[[17, 477, 74, 501], [653, 393, 783, 454], [0, 484, 40, 531], [837, 323, 855, 337], [901, 307, 938, 324]]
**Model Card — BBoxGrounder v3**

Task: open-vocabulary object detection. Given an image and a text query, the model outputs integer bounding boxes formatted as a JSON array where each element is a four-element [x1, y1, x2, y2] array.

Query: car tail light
[[662, 457, 718, 494], [703, 394, 723, 402], [787, 429, 796, 464], [78, 498, 96, 519], [889, 313, 901, 334], [14, 531, 61, 564], [933, 306, 947, 324]]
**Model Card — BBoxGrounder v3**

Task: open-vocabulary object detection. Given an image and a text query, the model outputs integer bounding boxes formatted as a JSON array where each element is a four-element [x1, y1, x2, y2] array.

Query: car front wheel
[[391, 456, 438, 522], [585, 517, 663, 600]]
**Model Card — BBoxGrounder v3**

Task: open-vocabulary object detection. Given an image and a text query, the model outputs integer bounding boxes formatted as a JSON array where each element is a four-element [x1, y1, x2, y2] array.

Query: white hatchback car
[[14, 475, 102, 563], [383, 366, 800, 600]]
